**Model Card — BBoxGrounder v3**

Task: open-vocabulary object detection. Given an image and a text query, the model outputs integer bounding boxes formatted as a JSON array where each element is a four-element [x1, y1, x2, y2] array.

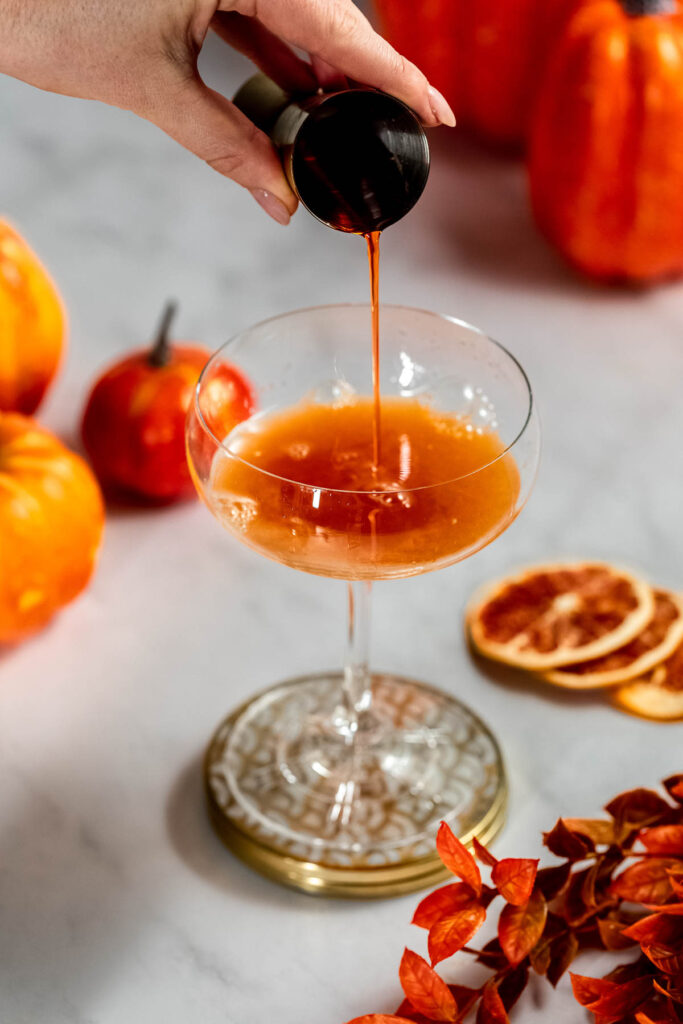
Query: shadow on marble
[[165, 752, 325, 909], [469, 649, 607, 711]]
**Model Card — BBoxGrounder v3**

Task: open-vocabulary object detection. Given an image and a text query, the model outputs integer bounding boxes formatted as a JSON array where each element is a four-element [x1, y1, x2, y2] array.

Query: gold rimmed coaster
[[203, 673, 508, 899]]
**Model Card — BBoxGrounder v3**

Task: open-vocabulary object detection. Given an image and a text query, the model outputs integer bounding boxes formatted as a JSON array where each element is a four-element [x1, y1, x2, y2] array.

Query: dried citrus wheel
[[543, 590, 683, 688], [614, 641, 683, 721], [467, 563, 654, 671]]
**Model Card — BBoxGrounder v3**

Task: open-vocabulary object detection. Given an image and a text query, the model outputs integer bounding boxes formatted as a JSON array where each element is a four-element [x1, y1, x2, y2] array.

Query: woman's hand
[[0, 0, 454, 223]]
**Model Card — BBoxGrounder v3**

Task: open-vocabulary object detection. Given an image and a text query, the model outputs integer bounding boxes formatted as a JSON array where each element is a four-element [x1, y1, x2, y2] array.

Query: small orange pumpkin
[[374, 0, 577, 146], [0, 221, 66, 413], [529, 0, 683, 282], [0, 414, 104, 644]]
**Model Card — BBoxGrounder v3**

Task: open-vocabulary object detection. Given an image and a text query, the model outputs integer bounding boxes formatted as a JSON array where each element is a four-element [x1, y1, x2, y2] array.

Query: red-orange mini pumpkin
[[0, 220, 66, 414], [81, 304, 254, 503], [529, 0, 683, 282], [374, 0, 577, 146], [0, 414, 104, 644]]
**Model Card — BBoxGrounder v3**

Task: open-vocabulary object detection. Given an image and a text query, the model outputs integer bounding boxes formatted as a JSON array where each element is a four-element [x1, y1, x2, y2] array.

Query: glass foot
[[204, 672, 507, 897]]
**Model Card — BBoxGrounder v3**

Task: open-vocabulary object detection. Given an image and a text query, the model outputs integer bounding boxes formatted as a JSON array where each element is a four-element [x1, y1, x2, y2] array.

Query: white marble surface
[[1, 30, 683, 1024]]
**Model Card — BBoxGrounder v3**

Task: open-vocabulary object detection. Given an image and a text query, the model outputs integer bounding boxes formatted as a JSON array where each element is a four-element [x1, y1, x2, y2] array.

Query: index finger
[[223, 0, 455, 127]]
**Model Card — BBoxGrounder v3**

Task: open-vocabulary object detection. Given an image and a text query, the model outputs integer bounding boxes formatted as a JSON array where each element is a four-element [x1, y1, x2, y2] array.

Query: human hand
[[0, 0, 454, 224]]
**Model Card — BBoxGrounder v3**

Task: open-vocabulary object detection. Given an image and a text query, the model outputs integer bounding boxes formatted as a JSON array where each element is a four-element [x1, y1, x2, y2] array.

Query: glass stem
[[341, 580, 373, 740]]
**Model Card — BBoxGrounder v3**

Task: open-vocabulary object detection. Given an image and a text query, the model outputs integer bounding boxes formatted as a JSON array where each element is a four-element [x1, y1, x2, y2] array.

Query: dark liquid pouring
[[365, 231, 381, 472]]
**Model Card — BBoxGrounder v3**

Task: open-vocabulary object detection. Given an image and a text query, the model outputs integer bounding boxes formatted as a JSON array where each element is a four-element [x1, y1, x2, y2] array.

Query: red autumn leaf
[[472, 837, 498, 867], [448, 987, 479, 1018], [428, 904, 487, 966], [395, 1000, 437, 1024], [399, 949, 457, 1022], [645, 901, 683, 915], [436, 823, 482, 895], [476, 981, 510, 1024], [563, 818, 617, 846], [547, 931, 580, 987], [570, 974, 653, 1020], [412, 883, 477, 930], [640, 826, 683, 855], [623, 911, 683, 946], [663, 775, 683, 804], [497, 963, 529, 1010], [535, 862, 571, 901], [642, 943, 683, 975], [605, 789, 673, 828], [597, 917, 638, 951], [635, 1007, 679, 1024], [345, 1017, 418, 1024], [653, 977, 683, 1005], [492, 858, 539, 906], [543, 819, 593, 860], [498, 890, 548, 966], [475, 938, 508, 970], [670, 876, 683, 898], [610, 859, 678, 905]]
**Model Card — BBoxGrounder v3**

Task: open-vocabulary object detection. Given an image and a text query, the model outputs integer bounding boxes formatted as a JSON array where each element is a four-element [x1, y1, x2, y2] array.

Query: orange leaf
[[622, 912, 683, 946], [642, 943, 683, 975], [635, 1008, 677, 1024], [345, 1017, 418, 1024], [605, 789, 672, 828], [570, 974, 652, 1020], [472, 837, 498, 867], [671, 876, 683, 898], [543, 819, 592, 860], [498, 890, 547, 966], [412, 883, 477, 930], [640, 826, 683, 855], [610, 859, 679, 905], [492, 858, 538, 906], [563, 818, 617, 846], [399, 949, 457, 1022], [428, 904, 487, 966], [597, 918, 637, 951], [644, 901, 683, 915], [663, 775, 683, 804], [436, 823, 482, 895], [476, 981, 510, 1024]]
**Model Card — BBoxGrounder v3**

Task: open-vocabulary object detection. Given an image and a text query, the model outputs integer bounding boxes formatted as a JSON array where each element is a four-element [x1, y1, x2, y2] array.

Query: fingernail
[[250, 189, 291, 225], [428, 86, 456, 128]]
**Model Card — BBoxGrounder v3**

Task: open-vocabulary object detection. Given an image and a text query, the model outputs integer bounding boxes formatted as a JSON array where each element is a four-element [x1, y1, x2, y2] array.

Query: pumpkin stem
[[619, 0, 676, 14], [149, 301, 177, 367]]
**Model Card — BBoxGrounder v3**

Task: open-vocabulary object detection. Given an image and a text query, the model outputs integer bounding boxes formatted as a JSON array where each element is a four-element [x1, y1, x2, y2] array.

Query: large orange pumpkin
[[529, 0, 683, 282], [0, 414, 104, 644], [0, 221, 66, 414], [374, 0, 577, 146]]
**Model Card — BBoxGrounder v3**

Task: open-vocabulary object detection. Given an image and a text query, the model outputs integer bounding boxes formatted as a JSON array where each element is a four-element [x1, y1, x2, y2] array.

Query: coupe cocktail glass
[[186, 304, 540, 895]]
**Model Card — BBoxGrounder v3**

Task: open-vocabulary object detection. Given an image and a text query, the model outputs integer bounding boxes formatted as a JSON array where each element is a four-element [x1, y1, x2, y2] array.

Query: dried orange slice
[[467, 563, 654, 671], [614, 640, 683, 721], [543, 590, 683, 688]]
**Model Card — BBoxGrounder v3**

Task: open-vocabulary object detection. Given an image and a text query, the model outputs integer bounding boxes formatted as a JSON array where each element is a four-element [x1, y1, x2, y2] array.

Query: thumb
[[141, 76, 296, 224]]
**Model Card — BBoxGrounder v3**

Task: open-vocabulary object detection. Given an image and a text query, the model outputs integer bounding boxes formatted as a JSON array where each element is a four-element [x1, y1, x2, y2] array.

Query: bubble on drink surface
[[369, 479, 414, 510], [307, 378, 357, 405], [213, 495, 259, 532], [286, 442, 311, 461]]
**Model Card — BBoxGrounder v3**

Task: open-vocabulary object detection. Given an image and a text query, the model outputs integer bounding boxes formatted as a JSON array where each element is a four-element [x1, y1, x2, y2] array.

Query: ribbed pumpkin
[[373, 0, 577, 146], [529, 0, 683, 282], [0, 414, 104, 644], [0, 221, 65, 413]]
